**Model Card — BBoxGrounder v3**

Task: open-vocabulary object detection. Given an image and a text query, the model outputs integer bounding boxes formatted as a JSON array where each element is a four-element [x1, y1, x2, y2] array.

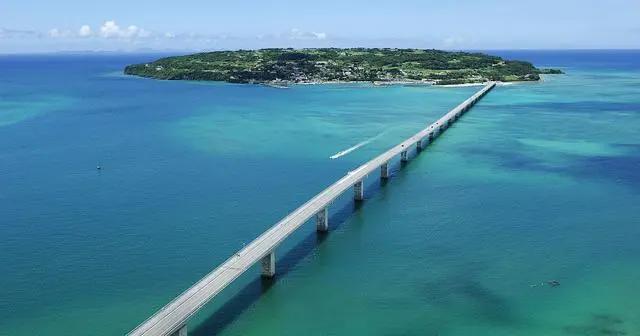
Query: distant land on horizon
[[123, 48, 563, 86]]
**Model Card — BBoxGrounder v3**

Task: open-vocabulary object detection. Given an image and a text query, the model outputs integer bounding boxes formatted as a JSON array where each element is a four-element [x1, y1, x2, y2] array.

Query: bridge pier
[[416, 139, 423, 151], [354, 180, 364, 201], [380, 162, 390, 179], [170, 325, 187, 336], [400, 150, 408, 162], [261, 251, 275, 278], [316, 207, 328, 232]]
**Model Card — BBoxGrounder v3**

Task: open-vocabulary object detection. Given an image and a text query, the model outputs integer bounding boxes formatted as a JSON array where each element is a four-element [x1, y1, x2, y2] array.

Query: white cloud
[[99, 20, 150, 39], [78, 25, 92, 37], [48, 28, 60, 38], [48, 28, 71, 38], [100, 20, 120, 38], [43, 21, 151, 41], [164, 32, 176, 39], [0, 28, 42, 39], [313, 32, 327, 40], [135, 26, 151, 38]]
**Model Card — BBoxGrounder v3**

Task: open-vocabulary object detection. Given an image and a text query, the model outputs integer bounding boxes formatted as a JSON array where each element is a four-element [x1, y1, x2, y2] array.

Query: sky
[[1, 0, 639, 53]]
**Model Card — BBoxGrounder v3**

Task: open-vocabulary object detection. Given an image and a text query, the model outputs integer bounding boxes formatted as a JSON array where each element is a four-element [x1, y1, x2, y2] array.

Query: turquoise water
[[1, 51, 639, 335]]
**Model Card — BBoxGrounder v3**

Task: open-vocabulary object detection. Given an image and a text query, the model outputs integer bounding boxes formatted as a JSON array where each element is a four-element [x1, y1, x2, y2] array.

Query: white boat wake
[[330, 131, 387, 159]]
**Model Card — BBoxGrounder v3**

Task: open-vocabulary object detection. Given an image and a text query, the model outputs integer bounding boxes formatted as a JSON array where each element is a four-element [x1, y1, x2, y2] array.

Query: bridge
[[128, 82, 496, 336]]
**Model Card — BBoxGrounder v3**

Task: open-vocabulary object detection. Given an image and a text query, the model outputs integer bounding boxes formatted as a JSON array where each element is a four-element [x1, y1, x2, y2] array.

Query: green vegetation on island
[[124, 48, 563, 85]]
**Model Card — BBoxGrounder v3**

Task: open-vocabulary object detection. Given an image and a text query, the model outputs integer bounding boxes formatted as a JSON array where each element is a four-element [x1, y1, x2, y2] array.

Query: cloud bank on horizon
[[45, 21, 324, 42], [1, 20, 338, 53], [1, 0, 639, 53]]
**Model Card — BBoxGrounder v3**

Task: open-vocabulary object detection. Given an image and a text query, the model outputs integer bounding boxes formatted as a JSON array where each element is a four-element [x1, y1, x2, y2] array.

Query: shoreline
[[436, 82, 488, 88], [126, 72, 547, 88], [259, 79, 541, 88]]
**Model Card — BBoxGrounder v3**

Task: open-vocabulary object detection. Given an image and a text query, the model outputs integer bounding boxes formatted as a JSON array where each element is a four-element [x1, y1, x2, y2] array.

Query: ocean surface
[[1, 50, 639, 336]]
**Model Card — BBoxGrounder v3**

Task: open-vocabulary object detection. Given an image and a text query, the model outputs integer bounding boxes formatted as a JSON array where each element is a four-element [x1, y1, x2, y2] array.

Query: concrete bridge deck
[[128, 82, 496, 336]]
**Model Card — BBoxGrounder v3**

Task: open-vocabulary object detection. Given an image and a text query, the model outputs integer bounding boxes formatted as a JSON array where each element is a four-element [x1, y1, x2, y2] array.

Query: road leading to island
[[128, 82, 497, 336]]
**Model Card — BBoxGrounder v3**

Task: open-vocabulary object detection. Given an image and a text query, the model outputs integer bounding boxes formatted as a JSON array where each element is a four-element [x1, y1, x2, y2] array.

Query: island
[[124, 48, 563, 85]]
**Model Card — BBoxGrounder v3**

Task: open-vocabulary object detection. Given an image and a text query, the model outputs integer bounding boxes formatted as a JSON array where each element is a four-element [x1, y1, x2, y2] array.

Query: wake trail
[[330, 131, 388, 159]]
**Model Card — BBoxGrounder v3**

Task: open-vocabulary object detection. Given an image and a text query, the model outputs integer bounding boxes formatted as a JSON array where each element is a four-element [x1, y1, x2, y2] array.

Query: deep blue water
[[1, 50, 639, 335]]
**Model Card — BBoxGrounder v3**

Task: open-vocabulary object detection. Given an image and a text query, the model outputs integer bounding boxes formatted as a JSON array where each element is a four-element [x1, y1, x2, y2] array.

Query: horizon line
[[2, 47, 640, 56]]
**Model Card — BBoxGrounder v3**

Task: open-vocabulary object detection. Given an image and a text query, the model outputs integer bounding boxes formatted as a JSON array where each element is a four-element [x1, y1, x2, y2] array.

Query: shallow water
[[0, 51, 639, 335]]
